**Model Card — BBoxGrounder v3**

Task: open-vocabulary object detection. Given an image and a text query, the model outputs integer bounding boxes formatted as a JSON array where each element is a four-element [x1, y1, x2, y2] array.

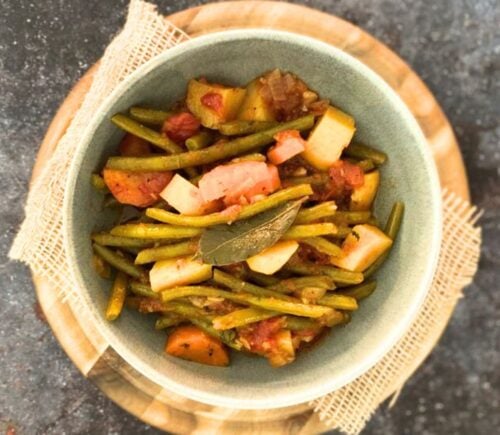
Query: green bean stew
[[91, 69, 403, 367]]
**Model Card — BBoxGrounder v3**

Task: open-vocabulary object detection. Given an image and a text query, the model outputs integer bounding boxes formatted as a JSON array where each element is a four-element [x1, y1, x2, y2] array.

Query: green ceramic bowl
[[65, 30, 441, 409]]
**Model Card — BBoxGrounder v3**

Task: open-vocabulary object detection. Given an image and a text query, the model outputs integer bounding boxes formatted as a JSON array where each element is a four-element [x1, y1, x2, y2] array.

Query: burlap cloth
[[9, 1, 482, 433]]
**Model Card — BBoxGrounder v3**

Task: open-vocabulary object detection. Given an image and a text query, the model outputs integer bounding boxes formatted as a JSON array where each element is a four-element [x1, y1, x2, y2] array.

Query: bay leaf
[[199, 201, 302, 265]]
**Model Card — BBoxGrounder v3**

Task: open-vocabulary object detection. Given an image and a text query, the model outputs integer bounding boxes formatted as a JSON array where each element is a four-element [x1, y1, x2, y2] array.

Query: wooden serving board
[[32, 2, 469, 433]]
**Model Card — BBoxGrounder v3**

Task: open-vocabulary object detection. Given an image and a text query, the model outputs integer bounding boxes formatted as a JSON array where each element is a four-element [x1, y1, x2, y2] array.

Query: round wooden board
[[32, 2, 469, 433]]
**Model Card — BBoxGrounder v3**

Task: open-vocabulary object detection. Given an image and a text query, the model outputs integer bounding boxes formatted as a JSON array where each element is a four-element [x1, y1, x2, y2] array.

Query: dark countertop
[[1, 1, 498, 433]]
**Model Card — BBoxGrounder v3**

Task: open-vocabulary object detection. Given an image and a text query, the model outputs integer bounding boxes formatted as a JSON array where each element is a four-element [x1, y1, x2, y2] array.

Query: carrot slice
[[165, 325, 229, 366], [103, 168, 172, 208]]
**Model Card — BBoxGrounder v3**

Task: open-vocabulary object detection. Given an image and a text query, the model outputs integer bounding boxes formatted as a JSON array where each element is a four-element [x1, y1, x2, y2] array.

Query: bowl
[[64, 29, 442, 409]]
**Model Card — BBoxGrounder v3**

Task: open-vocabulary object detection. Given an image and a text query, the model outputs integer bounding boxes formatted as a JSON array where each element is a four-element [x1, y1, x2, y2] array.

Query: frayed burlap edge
[[9, 0, 188, 300], [311, 190, 481, 434], [9, 1, 481, 434]]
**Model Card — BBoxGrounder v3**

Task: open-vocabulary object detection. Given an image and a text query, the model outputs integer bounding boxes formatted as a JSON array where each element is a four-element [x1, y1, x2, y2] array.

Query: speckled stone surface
[[0, 0, 498, 434]]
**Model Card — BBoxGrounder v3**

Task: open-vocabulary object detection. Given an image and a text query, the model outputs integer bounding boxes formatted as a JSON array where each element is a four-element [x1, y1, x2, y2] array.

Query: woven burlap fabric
[[9, 1, 481, 434]]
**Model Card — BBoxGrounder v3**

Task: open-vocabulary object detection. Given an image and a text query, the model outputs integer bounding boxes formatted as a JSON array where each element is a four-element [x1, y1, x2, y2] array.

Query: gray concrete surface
[[1, 0, 498, 433]]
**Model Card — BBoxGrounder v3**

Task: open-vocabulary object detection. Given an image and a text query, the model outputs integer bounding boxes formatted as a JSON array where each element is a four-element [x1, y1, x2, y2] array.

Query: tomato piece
[[316, 160, 365, 204], [118, 133, 151, 156], [137, 298, 168, 313], [103, 168, 173, 208], [267, 130, 306, 165], [239, 317, 284, 354], [238, 317, 295, 367], [329, 160, 364, 189], [200, 92, 223, 114], [162, 112, 200, 142]]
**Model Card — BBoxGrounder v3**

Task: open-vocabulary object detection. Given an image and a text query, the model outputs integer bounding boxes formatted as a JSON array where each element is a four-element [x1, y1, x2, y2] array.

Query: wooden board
[[32, 2, 470, 433]]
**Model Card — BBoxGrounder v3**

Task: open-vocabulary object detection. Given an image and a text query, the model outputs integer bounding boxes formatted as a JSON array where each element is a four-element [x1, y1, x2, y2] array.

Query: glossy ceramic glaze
[[64, 30, 442, 409]]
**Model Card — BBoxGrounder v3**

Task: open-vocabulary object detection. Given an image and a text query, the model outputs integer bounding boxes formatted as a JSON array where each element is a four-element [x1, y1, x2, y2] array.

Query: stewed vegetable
[[90, 69, 403, 368]]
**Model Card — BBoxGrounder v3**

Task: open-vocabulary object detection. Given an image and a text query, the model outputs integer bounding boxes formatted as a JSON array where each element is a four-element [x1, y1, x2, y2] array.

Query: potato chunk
[[246, 240, 299, 275], [160, 174, 216, 216], [350, 170, 380, 211], [331, 224, 392, 272], [237, 79, 276, 122], [187, 79, 246, 128], [302, 106, 356, 169], [150, 257, 212, 292]]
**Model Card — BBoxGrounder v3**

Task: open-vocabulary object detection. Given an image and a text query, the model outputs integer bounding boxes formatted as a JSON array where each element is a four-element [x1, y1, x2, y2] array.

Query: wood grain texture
[[169, 1, 469, 201], [33, 2, 469, 433]]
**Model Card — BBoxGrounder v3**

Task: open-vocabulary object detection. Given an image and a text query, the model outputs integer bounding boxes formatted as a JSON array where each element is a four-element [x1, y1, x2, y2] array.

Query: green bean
[[364, 202, 404, 278], [155, 315, 183, 330], [129, 106, 172, 125], [245, 270, 281, 287], [329, 225, 352, 239], [112, 115, 197, 178], [282, 173, 330, 187], [282, 223, 337, 239], [284, 316, 322, 331], [106, 115, 315, 171], [213, 269, 295, 301], [185, 131, 216, 151], [112, 112, 199, 176], [91, 233, 166, 248], [230, 153, 267, 163], [212, 308, 278, 330], [92, 244, 146, 280], [294, 202, 337, 224], [111, 114, 183, 155], [92, 253, 111, 279], [291, 309, 347, 328], [329, 211, 372, 225], [384, 202, 405, 239], [269, 276, 335, 293], [284, 259, 364, 285], [135, 240, 199, 264], [218, 120, 278, 136], [121, 247, 142, 256], [356, 159, 376, 172], [344, 142, 387, 165], [91, 174, 108, 193], [324, 310, 351, 327], [161, 286, 333, 319], [110, 223, 203, 239], [338, 281, 377, 301], [105, 272, 128, 321], [300, 237, 343, 257], [318, 294, 358, 311], [164, 301, 216, 321], [146, 184, 313, 227], [162, 302, 240, 348], [129, 281, 159, 298], [189, 317, 241, 350], [294, 286, 327, 303]]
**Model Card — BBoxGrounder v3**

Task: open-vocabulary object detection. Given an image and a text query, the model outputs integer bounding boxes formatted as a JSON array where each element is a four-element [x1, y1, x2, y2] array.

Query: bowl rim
[[64, 28, 442, 409]]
